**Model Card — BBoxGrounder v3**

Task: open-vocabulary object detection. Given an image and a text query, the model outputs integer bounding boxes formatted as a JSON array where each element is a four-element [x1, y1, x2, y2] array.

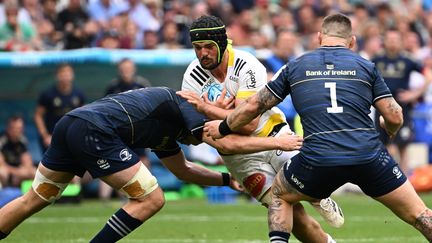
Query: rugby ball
[[206, 83, 230, 101]]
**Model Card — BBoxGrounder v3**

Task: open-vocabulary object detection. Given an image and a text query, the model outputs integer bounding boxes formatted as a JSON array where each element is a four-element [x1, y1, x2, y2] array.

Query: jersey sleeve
[[235, 59, 267, 99], [371, 65, 392, 103], [266, 64, 291, 101]]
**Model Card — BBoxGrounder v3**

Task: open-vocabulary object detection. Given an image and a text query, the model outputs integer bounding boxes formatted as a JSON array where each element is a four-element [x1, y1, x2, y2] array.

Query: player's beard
[[200, 57, 219, 70]]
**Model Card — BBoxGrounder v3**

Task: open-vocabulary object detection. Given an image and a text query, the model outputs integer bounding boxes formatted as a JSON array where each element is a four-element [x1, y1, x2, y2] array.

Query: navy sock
[[90, 208, 143, 243], [0, 230, 8, 240], [269, 231, 290, 243]]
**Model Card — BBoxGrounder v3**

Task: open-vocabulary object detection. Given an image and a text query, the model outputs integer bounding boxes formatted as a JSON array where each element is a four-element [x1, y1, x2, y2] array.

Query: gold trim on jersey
[[227, 42, 234, 67], [236, 91, 257, 99], [256, 113, 285, 137]]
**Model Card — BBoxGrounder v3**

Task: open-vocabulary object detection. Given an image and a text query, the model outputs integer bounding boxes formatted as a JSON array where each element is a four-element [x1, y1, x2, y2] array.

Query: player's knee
[[32, 169, 68, 203], [119, 163, 159, 199]]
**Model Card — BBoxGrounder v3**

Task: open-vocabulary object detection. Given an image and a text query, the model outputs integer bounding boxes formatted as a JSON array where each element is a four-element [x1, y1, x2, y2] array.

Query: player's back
[[67, 87, 206, 149], [287, 47, 389, 166]]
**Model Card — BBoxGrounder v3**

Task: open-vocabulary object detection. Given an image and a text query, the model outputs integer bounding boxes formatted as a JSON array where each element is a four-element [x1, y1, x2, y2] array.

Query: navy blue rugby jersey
[[372, 53, 422, 97], [67, 87, 208, 158], [267, 46, 392, 166]]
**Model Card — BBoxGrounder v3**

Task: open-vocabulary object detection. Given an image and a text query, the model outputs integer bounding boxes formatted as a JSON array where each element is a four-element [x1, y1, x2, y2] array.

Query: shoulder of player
[[232, 49, 265, 75], [183, 59, 211, 85]]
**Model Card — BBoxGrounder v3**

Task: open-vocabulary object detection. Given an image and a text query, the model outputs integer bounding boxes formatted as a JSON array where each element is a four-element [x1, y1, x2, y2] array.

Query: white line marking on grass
[[26, 214, 401, 224]]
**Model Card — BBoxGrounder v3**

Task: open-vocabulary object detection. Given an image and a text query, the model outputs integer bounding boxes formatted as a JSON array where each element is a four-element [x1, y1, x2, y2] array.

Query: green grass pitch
[[2, 193, 432, 242]]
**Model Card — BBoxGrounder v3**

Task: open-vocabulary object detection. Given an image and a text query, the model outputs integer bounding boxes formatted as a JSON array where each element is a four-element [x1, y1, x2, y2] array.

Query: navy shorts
[[42, 116, 140, 178], [284, 149, 407, 198]]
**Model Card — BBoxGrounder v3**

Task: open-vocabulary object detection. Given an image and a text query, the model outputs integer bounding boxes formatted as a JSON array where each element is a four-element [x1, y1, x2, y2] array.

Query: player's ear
[[317, 32, 323, 45], [348, 35, 356, 49]]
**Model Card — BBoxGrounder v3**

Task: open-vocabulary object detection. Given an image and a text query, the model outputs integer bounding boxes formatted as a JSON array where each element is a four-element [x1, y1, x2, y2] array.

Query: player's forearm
[[180, 161, 228, 186], [218, 135, 284, 154], [161, 152, 226, 186], [201, 104, 231, 120], [227, 88, 279, 132]]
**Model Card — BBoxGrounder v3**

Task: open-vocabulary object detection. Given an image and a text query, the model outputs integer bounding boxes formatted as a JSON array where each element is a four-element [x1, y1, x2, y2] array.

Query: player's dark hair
[[189, 15, 228, 65], [322, 13, 352, 39], [56, 63, 72, 73]]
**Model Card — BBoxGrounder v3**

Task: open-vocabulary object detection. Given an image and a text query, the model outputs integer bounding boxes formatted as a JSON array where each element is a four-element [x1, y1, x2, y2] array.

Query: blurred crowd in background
[[0, 0, 431, 55]]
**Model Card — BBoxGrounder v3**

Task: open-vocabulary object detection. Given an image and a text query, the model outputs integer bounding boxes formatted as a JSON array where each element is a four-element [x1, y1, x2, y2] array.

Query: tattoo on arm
[[414, 208, 432, 240], [256, 88, 280, 114], [385, 98, 401, 116]]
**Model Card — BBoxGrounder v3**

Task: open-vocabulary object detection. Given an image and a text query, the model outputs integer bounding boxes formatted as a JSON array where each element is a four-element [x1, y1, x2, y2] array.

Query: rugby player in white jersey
[[178, 15, 343, 243]]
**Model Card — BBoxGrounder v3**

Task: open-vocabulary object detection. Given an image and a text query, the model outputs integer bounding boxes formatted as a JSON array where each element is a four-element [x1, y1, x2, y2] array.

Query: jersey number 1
[[325, 82, 343, 113]]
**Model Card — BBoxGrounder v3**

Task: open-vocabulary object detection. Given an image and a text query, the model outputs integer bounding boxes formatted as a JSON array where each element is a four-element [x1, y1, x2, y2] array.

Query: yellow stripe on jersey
[[256, 113, 285, 137], [236, 91, 257, 99], [227, 42, 234, 67]]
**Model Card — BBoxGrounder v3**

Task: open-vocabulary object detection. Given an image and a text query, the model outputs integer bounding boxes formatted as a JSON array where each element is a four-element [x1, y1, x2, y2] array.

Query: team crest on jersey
[[119, 148, 132, 161]]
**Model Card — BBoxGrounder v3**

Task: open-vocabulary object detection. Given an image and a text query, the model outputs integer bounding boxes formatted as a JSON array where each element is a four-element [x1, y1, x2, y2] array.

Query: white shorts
[[221, 125, 298, 201]]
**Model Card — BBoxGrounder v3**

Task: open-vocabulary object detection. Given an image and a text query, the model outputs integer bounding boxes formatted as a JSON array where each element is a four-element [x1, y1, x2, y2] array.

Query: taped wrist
[[219, 118, 233, 136], [221, 172, 231, 186]]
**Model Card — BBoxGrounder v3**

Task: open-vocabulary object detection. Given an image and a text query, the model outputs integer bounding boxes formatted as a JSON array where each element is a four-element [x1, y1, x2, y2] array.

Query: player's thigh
[[284, 155, 346, 199], [222, 152, 278, 201], [38, 163, 75, 183], [374, 180, 426, 224], [353, 149, 407, 197]]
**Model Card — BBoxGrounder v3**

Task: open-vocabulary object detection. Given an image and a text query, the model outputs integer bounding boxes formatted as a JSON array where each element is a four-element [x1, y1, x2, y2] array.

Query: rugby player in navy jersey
[[0, 87, 302, 242], [206, 13, 432, 242]]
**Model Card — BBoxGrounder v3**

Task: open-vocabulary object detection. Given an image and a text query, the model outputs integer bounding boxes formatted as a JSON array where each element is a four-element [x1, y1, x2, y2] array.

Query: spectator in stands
[[226, 7, 254, 46], [0, 115, 35, 207], [372, 29, 431, 174], [57, 0, 97, 49], [38, 0, 63, 50], [87, 0, 128, 31], [142, 29, 159, 49], [0, 0, 40, 51], [358, 36, 382, 61], [98, 30, 120, 49], [126, 0, 160, 35], [34, 63, 86, 152], [157, 20, 183, 49]]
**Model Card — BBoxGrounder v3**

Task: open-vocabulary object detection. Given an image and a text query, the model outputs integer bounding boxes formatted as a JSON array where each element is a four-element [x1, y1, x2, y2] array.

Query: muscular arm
[[227, 87, 280, 132], [374, 97, 404, 137], [160, 150, 227, 186], [202, 130, 302, 154]]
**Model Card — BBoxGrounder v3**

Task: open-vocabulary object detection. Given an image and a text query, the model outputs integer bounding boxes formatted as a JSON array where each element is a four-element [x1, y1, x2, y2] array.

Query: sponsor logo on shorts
[[97, 159, 110, 169], [243, 173, 266, 198], [275, 150, 283, 156], [393, 166, 403, 179], [119, 148, 132, 161], [290, 174, 304, 189]]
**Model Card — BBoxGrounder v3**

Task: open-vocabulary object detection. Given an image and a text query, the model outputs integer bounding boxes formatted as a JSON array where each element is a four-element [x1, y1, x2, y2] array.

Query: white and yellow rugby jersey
[[182, 47, 287, 137]]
